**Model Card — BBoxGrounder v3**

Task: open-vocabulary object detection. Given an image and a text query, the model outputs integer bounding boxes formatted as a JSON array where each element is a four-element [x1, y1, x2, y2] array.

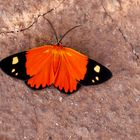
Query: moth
[[0, 19, 112, 94]]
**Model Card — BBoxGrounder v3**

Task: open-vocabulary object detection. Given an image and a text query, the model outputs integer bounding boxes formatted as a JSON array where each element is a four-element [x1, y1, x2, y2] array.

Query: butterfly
[[0, 19, 112, 94]]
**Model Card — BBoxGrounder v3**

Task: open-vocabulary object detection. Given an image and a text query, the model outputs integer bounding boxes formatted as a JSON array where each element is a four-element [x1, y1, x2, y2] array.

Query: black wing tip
[[0, 52, 30, 80], [101, 65, 112, 81], [0, 60, 2, 69], [80, 58, 112, 85], [90, 59, 112, 84]]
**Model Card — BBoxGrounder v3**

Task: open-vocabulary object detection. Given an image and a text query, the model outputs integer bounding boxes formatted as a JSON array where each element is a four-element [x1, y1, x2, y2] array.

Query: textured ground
[[0, 0, 140, 140]]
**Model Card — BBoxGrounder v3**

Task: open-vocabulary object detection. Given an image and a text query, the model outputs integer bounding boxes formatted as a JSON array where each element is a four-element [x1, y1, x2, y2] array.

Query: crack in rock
[[118, 28, 139, 60], [101, 0, 139, 61], [0, 0, 65, 35], [0, 9, 53, 34]]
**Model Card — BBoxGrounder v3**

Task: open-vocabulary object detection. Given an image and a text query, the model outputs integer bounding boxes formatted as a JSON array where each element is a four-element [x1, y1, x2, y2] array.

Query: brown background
[[0, 0, 140, 140]]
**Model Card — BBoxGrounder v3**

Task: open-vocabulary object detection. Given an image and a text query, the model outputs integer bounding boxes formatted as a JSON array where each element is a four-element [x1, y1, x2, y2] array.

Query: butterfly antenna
[[58, 25, 81, 44], [44, 17, 59, 43]]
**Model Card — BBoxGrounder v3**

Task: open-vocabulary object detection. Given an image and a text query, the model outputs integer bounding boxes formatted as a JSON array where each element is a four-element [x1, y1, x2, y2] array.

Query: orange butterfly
[[0, 19, 112, 94]]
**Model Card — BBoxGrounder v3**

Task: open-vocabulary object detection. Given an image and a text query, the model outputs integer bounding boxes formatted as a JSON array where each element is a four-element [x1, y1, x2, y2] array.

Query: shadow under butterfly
[[0, 18, 112, 94]]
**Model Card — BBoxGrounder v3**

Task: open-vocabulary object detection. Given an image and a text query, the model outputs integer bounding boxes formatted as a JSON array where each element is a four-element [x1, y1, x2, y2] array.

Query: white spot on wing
[[12, 57, 19, 64], [95, 76, 99, 81], [94, 65, 100, 73], [15, 73, 18, 76], [11, 69, 15, 73]]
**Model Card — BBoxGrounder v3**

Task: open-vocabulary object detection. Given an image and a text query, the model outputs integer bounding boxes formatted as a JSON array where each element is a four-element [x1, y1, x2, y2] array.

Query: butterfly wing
[[53, 47, 88, 93], [25, 45, 56, 89], [80, 59, 112, 85], [0, 46, 55, 89], [0, 52, 30, 80], [53, 47, 112, 93]]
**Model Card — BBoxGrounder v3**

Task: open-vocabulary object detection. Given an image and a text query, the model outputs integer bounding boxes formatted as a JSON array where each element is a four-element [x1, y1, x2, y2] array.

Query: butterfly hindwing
[[56, 84, 81, 94], [25, 81, 48, 90], [80, 59, 112, 85], [0, 52, 30, 80]]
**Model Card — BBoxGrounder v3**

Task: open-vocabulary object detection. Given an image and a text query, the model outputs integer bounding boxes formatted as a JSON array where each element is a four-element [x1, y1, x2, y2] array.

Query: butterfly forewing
[[80, 59, 112, 85], [53, 47, 88, 93], [0, 52, 30, 80]]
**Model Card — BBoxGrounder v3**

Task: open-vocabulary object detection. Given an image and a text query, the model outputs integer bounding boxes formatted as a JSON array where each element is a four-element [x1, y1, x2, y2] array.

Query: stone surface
[[0, 0, 140, 140]]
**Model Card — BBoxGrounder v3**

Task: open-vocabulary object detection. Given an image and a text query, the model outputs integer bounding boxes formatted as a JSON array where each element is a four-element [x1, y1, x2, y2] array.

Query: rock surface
[[0, 0, 140, 140]]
